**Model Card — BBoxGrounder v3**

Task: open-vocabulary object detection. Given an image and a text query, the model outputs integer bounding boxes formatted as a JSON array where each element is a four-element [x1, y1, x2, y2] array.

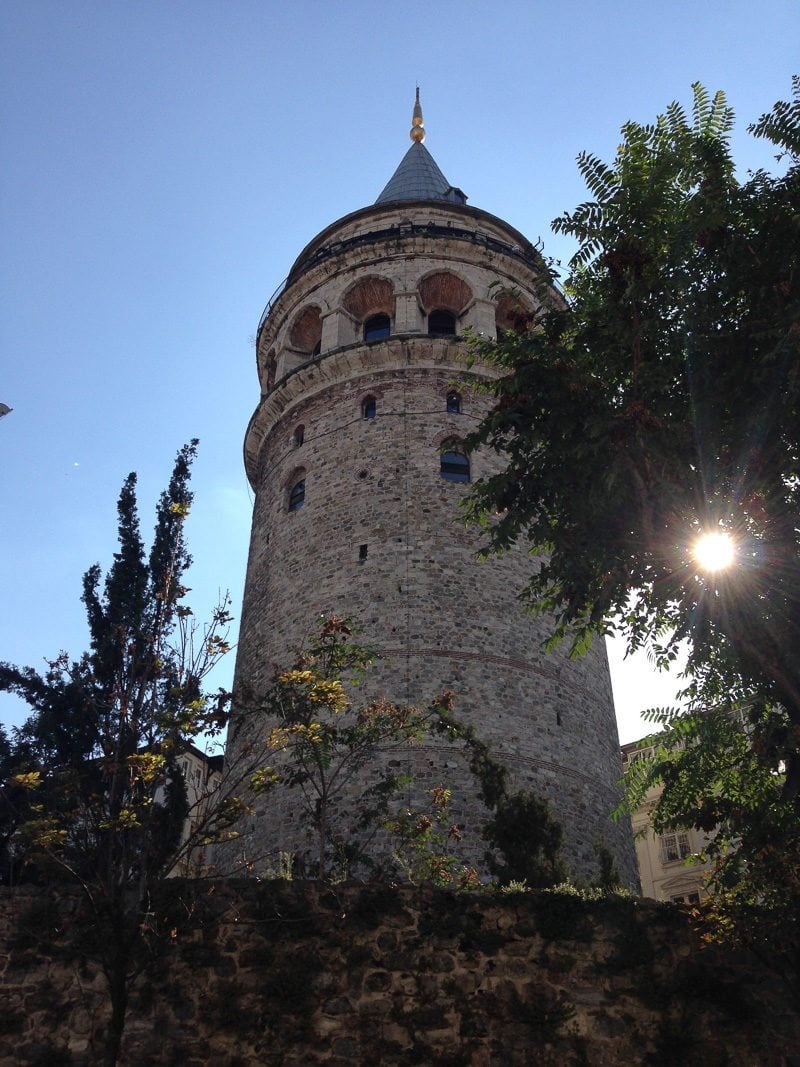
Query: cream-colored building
[[621, 738, 717, 904], [164, 744, 223, 876]]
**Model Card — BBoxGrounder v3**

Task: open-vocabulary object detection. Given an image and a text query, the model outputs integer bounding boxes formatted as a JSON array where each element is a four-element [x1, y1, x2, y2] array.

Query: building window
[[440, 442, 470, 483], [495, 292, 533, 335], [293, 425, 305, 446], [659, 831, 691, 864], [446, 391, 461, 415], [628, 747, 655, 767], [418, 272, 472, 319], [362, 396, 377, 419], [428, 309, 456, 337], [289, 305, 322, 356], [364, 314, 390, 341], [288, 479, 306, 511]]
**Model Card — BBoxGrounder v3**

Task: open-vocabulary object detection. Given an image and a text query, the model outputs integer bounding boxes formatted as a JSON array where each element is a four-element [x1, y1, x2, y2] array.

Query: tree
[[0, 442, 273, 1065], [245, 615, 570, 887], [249, 615, 462, 880], [382, 784, 481, 889], [463, 82, 799, 918], [244, 616, 567, 888], [432, 707, 568, 888]]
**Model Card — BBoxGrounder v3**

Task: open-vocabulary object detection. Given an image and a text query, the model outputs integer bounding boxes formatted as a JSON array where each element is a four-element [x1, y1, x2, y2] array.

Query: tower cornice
[[287, 200, 539, 284]]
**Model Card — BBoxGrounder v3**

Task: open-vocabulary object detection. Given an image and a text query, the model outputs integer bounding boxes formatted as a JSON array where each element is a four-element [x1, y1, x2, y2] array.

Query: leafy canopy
[[464, 82, 800, 960], [464, 81, 800, 798], [0, 441, 241, 888], [0, 441, 273, 1064], [244, 616, 569, 888], [249, 616, 475, 882]]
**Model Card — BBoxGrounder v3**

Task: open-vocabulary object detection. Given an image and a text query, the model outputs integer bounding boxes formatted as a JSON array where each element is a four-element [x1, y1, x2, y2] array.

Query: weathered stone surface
[[230, 193, 638, 886], [0, 882, 797, 1065]]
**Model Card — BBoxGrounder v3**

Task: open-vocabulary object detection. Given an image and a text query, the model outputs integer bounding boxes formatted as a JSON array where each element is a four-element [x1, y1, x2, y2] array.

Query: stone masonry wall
[[1, 882, 798, 1065], [231, 336, 634, 882], [232, 195, 636, 883]]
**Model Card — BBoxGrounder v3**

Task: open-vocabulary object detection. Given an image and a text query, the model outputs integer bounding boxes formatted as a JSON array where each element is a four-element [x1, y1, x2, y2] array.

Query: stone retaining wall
[[1, 881, 797, 1065]]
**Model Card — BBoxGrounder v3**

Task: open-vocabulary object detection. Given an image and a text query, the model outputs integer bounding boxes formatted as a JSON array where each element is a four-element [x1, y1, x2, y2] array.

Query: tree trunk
[[104, 966, 128, 1067], [318, 796, 327, 880]]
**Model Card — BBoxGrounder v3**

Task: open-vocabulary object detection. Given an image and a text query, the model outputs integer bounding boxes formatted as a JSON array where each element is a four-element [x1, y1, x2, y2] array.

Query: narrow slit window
[[362, 396, 377, 420], [446, 391, 461, 414], [294, 425, 305, 446], [288, 479, 306, 512]]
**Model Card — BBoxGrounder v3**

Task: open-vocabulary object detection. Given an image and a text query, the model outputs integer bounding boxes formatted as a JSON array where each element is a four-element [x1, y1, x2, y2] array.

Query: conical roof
[[375, 142, 465, 204], [374, 91, 467, 206]]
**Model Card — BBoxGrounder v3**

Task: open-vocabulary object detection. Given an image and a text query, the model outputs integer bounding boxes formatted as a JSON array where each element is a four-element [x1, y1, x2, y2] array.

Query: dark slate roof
[[375, 142, 467, 205]]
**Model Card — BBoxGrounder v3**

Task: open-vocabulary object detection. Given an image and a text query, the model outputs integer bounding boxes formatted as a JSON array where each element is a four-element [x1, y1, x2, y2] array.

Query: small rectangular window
[[359, 544, 368, 562]]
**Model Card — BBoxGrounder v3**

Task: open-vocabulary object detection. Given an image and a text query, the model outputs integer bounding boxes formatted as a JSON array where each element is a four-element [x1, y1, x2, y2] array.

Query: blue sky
[[1, 0, 797, 742]]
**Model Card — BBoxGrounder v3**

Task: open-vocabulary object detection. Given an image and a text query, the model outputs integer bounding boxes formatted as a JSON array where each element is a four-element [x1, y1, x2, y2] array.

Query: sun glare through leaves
[[693, 530, 735, 572]]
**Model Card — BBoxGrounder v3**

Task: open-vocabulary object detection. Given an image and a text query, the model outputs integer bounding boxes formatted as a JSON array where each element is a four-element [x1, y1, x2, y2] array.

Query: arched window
[[288, 478, 306, 511], [418, 272, 472, 318], [362, 396, 377, 420], [495, 292, 532, 335], [446, 391, 461, 415], [428, 309, 456, 337], [440, 442, 470, 483], [364, 314, 390, 341], [289, 305, 323, 356], [293, 425, 305, 446]]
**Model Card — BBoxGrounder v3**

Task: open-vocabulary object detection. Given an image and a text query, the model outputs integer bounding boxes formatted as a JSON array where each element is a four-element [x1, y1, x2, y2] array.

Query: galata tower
[[231, 92, 636, 883]]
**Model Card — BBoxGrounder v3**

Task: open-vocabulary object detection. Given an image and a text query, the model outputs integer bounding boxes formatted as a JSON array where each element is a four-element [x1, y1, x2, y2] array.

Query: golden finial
[[410, 86, 425, 143]]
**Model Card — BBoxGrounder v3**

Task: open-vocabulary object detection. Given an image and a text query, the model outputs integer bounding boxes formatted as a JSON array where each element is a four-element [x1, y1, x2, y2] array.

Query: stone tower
[[232, 93, 635, 882]]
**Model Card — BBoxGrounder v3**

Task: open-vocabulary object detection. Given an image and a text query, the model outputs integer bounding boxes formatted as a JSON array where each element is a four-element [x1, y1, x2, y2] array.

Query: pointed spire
[[410, 86, 425, 143], [374, 91, 468, 205]]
